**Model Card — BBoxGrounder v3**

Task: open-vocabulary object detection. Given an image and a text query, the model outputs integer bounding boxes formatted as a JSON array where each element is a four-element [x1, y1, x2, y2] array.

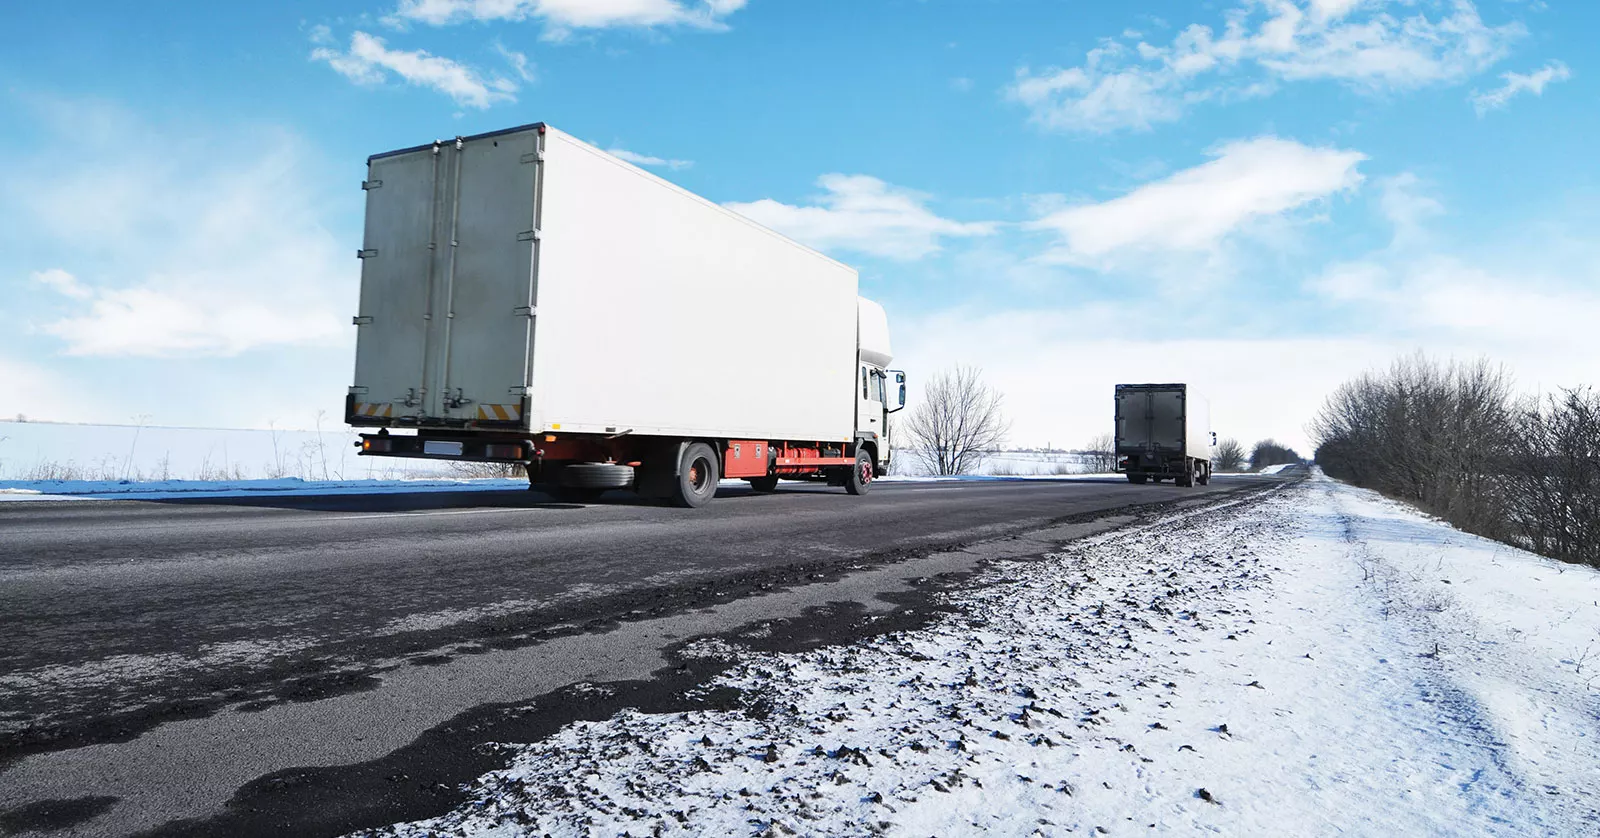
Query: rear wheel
[[1197, 463, 1211, 486], [670, 442, 720, 508], [748, 475, 780, 493], [1177, 459, 1196, 488], [1127, 474, 1147, 484], [845, 449, 874, 495]]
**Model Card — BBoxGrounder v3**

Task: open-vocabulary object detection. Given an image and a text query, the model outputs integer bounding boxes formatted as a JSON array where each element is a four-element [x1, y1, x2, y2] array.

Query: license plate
[[424, 440, 464, 456]]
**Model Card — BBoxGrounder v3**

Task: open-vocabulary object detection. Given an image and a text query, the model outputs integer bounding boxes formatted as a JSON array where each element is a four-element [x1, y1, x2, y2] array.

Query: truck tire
[[562, 463, 635, 490], [670, 442, 719, 508], [748, 475, 780, 493], [1197, 463, 1211, 486], [1177, 460, 1195, 488], [845, 449, 873, 495], [1127, 474, 1147, 484]]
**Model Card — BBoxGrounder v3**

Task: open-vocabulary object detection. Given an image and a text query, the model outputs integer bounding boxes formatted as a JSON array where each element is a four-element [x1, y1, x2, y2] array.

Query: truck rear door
[[352, 128, 543, 426], [1150, 389, 1185, 451], [1116, 388, 1185, 452], [437, 132, 541, 425]]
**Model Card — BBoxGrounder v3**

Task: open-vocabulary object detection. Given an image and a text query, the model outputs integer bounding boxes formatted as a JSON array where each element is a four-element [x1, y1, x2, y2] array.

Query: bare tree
[[1214, 437, 1245, 472], [1085, 432, 1117, 473], [903, 366, 1011, 476]]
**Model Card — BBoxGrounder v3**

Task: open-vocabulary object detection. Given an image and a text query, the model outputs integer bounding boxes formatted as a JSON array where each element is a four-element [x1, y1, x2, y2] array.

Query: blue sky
[[3, 0, 1596, 452]]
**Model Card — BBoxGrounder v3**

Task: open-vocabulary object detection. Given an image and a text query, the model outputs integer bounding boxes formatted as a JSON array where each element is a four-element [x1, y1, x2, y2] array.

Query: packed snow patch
[[361, 474, 1599, 837]]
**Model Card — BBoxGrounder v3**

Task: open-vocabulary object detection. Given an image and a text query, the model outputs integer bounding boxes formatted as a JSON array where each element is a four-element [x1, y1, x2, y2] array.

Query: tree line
[[1313, 352, 1600, 569]]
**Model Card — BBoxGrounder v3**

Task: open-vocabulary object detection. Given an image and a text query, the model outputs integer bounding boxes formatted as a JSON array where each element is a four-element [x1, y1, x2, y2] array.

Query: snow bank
[[359, 473, 1599, 837]]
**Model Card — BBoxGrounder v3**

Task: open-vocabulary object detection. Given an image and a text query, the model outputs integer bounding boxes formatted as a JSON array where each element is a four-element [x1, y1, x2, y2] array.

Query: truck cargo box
[[349, 124, 859, 444], [1114, 383, 1213, 486]]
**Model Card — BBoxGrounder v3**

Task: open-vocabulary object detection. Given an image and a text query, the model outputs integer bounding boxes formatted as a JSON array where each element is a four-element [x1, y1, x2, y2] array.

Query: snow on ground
[[0, 420, 446, 482], [360, 472, 1600, 837]]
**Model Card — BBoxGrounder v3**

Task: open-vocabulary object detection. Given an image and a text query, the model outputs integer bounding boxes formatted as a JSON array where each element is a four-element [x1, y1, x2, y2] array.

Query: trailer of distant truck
[[346, 123, 906, 507], [1114, 383, 1215, 487]]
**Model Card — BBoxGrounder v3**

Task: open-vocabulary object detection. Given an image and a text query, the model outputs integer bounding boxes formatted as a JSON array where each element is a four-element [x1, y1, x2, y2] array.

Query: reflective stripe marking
[[475, 404, 522, 421], [354, 403, 394, 418]]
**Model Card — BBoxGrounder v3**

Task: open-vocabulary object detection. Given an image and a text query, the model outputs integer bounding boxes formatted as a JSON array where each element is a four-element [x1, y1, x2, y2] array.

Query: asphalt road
[[0, 474, 1282, 836]]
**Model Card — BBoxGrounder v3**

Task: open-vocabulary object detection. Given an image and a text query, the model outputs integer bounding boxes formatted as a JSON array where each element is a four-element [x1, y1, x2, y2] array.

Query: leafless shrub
[[448, 461, 526, 479], [902, 365, 1011, 476], [1500, 387, 1600, 567], [1084, 433, 1116, 473], [1315, 352, 1600, 569], [1214, 438, 1246, 472]]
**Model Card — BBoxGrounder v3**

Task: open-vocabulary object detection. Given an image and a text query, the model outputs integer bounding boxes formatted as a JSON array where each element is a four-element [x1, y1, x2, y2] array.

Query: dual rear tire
[[670, 442, 720, 508]]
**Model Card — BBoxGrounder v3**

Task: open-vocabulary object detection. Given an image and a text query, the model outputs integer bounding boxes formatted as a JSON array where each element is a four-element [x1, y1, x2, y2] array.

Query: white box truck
[[346, 123, 906, 507], [1114, 383, 1215, 487]]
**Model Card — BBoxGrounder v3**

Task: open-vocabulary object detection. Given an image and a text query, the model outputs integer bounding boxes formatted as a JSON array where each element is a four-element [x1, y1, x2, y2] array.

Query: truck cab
[[855, 298, 903, 478]]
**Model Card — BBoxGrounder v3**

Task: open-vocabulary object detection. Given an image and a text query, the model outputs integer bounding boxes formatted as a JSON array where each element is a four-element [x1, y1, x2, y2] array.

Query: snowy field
[[0, 420, 446, 483], [360, 472, 1600, 837]]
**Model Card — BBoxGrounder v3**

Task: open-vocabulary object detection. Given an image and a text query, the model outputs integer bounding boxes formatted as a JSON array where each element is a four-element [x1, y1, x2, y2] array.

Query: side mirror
[[887, 370, 907, 413]]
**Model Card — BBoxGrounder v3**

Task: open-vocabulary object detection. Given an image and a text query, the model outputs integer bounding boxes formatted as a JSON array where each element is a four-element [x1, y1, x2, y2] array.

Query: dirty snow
[[361, 472, 1600, 837]]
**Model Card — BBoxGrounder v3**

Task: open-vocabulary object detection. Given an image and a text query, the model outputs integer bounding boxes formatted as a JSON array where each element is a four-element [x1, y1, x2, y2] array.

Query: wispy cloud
[[30, 268, 93, 300], [607, 147, 692, 170], [388, 0, 749, 40], [1471, 60, 1569, 114], [726, 175, 997, 261], [9, 108, 351, 358], [495, 42, 537, 82], [1009, 0, 1523, 133], [1028, 136, 1365, 263], [312, 31, 518, 108]]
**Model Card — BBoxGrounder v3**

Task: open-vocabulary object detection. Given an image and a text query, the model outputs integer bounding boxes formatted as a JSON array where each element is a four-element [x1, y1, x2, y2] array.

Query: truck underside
[[1118, 451, 1211, 487], [354, 428, 885, 508]]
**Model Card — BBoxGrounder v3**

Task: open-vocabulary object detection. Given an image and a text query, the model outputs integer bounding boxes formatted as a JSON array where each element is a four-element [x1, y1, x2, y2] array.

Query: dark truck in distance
[[1114, 383, 1215, 487]]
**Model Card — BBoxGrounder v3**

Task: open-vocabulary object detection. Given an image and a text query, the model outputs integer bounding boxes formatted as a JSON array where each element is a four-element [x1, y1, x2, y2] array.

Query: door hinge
[[513, 306, 536, 318], [352, 315, 374, 325], [516, 229, 540, 242], [361, 179, 383, 190], [348, 386, 369, 395], [520, 151, 544, 164], [357, 248, 378, 259], [509, 385, 532, 396]]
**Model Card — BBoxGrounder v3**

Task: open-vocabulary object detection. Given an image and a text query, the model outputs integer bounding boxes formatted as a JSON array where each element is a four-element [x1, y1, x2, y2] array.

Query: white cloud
[[1028, 136, 1365, 262], [1376, 172, 1443, 240], [1471, 60, 1570, 114], [9, 118, 352, 359], [312, 31, 518, 108], [1010, 0, 1524, 133], [607, 147, 692, 170], [1305, 254, 1600, 381], [495, 42, 537, 81], [1008, 44, 1182, 133], [30, 268, 92, 300], [389, 0, 747, 38], [725, 175, 997, 261]]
